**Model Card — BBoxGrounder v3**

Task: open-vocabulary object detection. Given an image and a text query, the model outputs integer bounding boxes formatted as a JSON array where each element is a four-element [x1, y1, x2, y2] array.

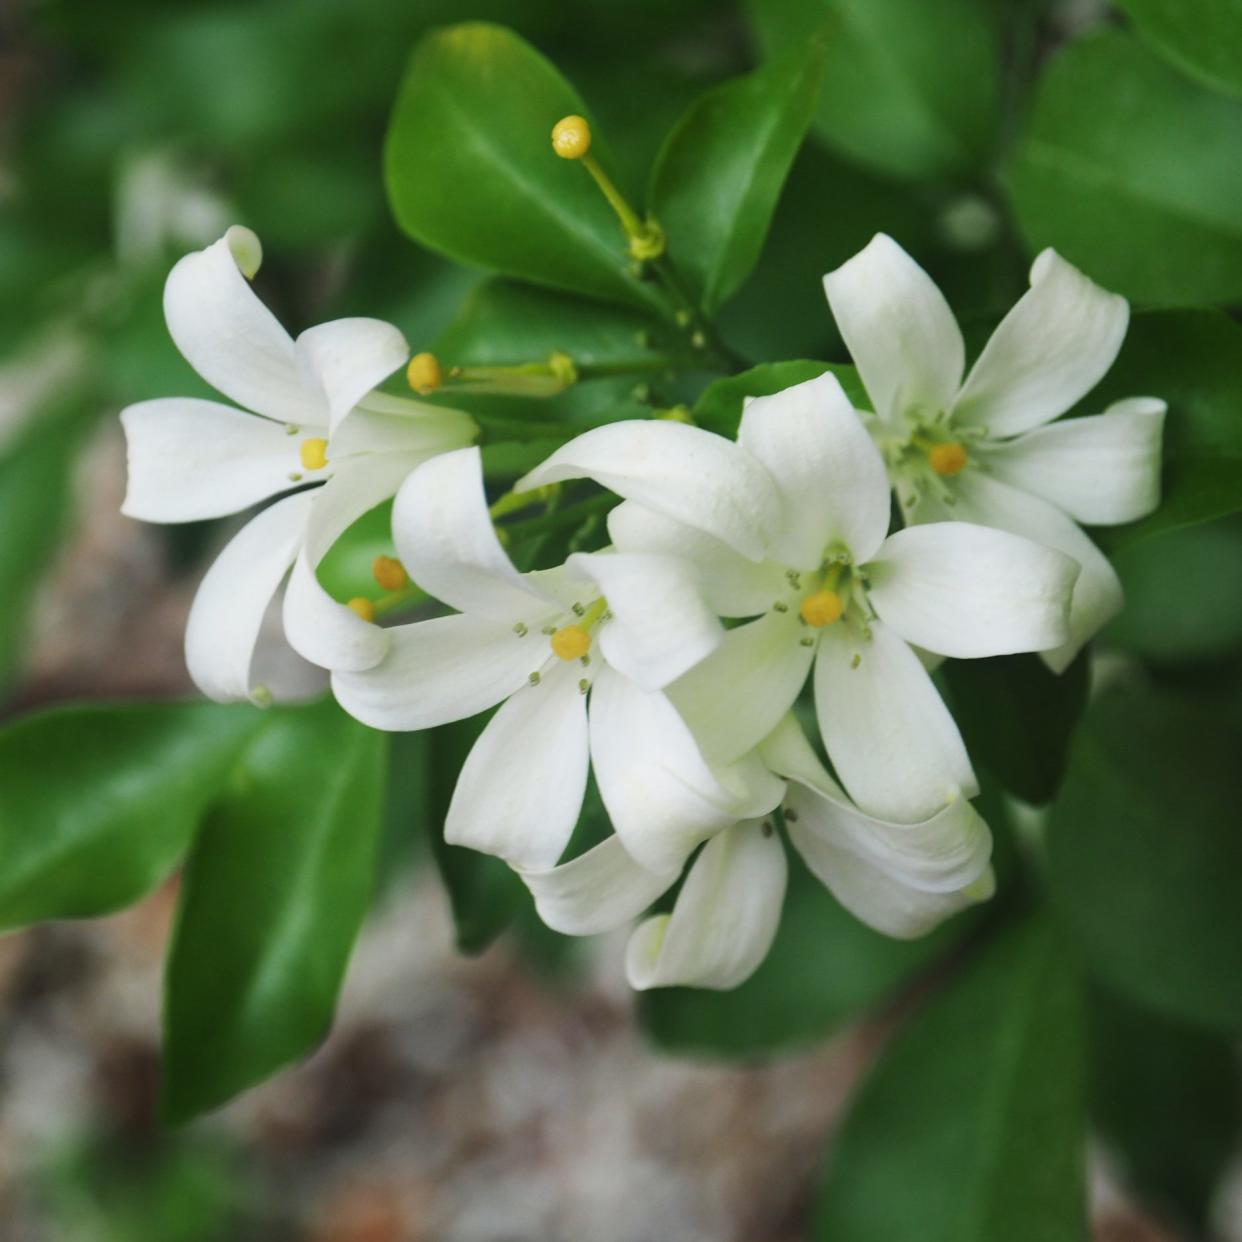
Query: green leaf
[[1048, 679, 1242, 1033], [315, 501, 395, 604], [815, 918, 1087, 1242], [943, 652, 1089, 805], [384, 23, 660, 313], [1113, 0, 1242, 101], [0, 701, 263, 930], [648, 37, 827, 312], [692, 360, 865, 438], [1089, 985, 1242, 1235], [1008, 31, 1242, 305], [162, 699, 386, 1122], [747, 0, 1001, 181], [638, 849, 961, 1057]]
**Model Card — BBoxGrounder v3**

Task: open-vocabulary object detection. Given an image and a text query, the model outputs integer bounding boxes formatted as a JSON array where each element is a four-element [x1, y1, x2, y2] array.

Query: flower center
[[927, 440, 968, 476], [800, 589, 844, 628], [299, 437, 328, 471], [550, 624, 592, 661]]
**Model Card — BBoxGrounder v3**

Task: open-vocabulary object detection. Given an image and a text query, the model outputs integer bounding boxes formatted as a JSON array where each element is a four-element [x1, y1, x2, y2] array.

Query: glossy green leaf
[[649, 37, 827, 312], [162, 699, 386, 1122], [748, 0, 1001, 180], [384, 23, 660, 313], [816, 918, 1087, 1241], [944, 652, 1089, 805], [1114, 0, 1242, 101], [1008, 31, 1242, 305], [692, 360, 865, 439], [0, 701, 262, 930], [1048, 679, 1242, 1033]]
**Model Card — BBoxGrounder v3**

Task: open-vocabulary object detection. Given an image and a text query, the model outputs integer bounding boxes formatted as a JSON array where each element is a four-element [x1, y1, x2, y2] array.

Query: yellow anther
[[800, 590, 844, 629], [299, 438, 328, 471], [372, 555, 408, 592], [551, 115, 592, 160], [550, 624, 592, 661], [346, 597, 375, 623], [407, 352, 443, 395], [928, 441, 968, 477]]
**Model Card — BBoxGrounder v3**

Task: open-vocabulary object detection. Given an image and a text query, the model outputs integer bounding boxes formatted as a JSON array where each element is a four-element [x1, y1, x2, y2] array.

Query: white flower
[[824, 233, 1165, 671], [332, 445, 782, 875], [119, 225, 476, 703], [518, 375, 1081, 824]]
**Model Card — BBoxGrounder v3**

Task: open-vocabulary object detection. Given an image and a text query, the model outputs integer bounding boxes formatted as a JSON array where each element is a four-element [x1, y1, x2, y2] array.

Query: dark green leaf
[[1048, 679, 1242, 1033], [692, 360, 865, 438], [649, 37, 827, 312], [1113, 0, 1242, 101], [816, 918, 1087, 1242], [0, 701, 262, 930], [1008, 31, 1242, 305], [162, 699, 386, 1122]]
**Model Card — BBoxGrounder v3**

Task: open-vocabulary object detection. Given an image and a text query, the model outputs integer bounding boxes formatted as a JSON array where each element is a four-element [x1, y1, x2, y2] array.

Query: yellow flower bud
[[551, 115, 592, 160], [407, 352, 443, 395]]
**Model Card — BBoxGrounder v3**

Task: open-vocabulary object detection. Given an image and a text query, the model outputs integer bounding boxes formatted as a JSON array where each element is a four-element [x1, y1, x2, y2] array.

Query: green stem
[[503, 493, 615, 539]]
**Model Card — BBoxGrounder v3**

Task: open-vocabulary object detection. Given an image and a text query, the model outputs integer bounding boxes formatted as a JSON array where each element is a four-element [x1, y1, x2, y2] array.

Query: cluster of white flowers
[[121, 227, 1164, 991]]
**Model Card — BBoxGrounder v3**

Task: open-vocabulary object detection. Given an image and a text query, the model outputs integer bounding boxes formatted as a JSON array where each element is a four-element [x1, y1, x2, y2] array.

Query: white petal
[[669, 609, 815, 765], [737, 372, 892, 566], [607, 500, 787, 617], [953, 249, 1129, 437], [814, 620, 977, 822], [625, 820, 787, 991], [515, 421, 782, 561], [946, 470, 1122, 673], [331, 613, 540, 730], [295, 318, 409, 433], [866, 522, 1079, 658], [393, 447, 557, 621], [570, 550, 722, 691], [822, 233, 965, 426], [163, 229, 326, 425], [518, 835, 678, 936], [445, 665, 589, 870], [589, 665, 782, 875], [120, 398, 306, 522], [974, 398, 1165, 525], [330, 401, 477, 459], [184, 492, 313, 703]]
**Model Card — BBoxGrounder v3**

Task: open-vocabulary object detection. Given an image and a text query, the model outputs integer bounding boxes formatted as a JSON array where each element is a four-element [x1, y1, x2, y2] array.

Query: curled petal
[[295, 317, 409, 433]]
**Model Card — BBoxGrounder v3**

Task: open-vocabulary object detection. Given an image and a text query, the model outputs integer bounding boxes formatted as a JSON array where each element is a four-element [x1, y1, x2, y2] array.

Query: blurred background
[[2, 0, 1240, 1237]]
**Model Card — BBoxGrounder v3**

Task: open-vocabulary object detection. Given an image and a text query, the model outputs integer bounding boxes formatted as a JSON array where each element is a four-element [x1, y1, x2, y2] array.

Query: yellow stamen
[[299, 438, 328, 471], [372, 555, 408, 592], [346, 597, 375, 623], [928, 441, 968, 477], [550, 624, 592, 661], [407, 352, 443, 395], [800, 589, 844, 629], [551, 114, 592, 160]]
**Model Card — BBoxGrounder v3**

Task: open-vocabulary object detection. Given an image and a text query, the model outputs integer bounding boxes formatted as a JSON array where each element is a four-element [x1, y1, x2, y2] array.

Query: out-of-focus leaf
[[162, 699, 386, 1122], [944, 652, 1089, 805], [1008, 31, 1242, 305], [692, 360, 865, 438], [0, 702, 262, 930], [384, 23, 662, 313], [748, 0, 1001, 181], [1089, 985, 1242, 1235], [649, 37, 827, 312], [315, 501, 396, 604], [1048, 679, 1242, 1033], [1113, 0, 1242, 101], [815, 918, 1087, 1241]]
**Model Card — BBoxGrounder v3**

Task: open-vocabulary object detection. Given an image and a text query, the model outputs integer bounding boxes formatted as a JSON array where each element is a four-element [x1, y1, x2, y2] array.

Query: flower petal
[[625, 820, 787, 991], [953, 249, 1129, 437], [184, 492, 313, 703], [518, 835, 678, 936], [393, 446, 558, 621], [331, 613, 540, 730], [515, 421, 782, 561], [866, 521, 1079, 658], [974, 398, 1165, 525], [295, 317, 409, 433], [570, 550, 722, 691], [445, 664, 589, 870], [163, 227, 325, 425], [814, 619, 977, 822], [822, 233, 965, 426], [669, 609, 815, 765], [120, 397, 305, 522], [330, 400, 478, 459], [738, 372, 892, 565]]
